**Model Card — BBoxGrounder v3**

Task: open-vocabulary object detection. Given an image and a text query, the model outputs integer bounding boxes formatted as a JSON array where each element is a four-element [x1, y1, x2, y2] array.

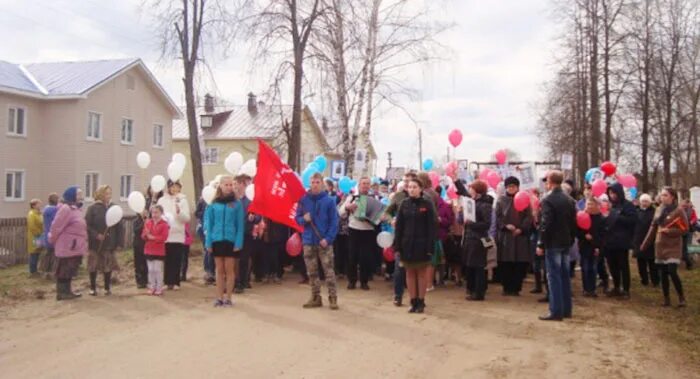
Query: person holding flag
[[295, 173, 340, 310]]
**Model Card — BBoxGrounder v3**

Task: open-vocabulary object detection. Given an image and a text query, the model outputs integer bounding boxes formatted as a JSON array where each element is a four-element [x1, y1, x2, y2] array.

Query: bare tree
[[148, 0, 235, 199]]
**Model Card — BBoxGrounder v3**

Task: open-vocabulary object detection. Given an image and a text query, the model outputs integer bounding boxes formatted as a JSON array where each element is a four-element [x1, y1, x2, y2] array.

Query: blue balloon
[[302, 169, 314, 188], [441, 186, 447, 199], [422, 158, 434, 171], [629, 187, 638, 199], [339, 176, 354, 194], [371, 176, 380, 185], [585, 167, 603, 184], [307, 162, 321, 173], [380, 197, 390, 206], [314, 155, 327, 171]]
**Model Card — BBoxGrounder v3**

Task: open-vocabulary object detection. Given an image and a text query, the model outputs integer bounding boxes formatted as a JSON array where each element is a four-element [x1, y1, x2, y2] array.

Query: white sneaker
[[427, 286, 435, 292], [174, 285, 180, 291]]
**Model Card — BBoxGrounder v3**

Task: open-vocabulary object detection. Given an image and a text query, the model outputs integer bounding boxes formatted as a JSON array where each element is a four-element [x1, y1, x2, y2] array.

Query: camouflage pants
[[303, 245, 337, 297]]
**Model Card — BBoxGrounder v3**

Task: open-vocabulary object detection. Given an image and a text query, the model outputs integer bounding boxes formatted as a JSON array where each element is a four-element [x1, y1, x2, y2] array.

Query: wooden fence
[[0, 216, 137, 267]]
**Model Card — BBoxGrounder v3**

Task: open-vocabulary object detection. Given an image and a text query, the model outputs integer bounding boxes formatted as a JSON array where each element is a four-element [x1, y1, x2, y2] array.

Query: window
[[84, 172, 99, 199], [203, 147, 218, 165], [121, 118, 134, 144], [4, 170, 24, 201], [153, 124, 164, 147], [120, 175, 133, 199], [126, 75, 135, 90], [87, 112, 102, 140], [7, 107, 26, 136]]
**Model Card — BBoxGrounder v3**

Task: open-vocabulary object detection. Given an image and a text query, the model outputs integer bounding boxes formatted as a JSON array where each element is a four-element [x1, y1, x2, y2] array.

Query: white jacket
[[158, 193, 191, 243], [338, 194, 375, 231]]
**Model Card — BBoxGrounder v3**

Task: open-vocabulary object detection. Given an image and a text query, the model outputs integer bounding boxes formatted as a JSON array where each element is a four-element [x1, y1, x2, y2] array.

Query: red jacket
[[142, 218, 170, 257]]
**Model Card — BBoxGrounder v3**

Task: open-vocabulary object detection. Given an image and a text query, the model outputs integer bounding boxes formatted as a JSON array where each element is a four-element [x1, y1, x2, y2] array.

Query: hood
[[215, 194, 237, 204], [477, 193, 494, 206], [606, 183, 626, 204]]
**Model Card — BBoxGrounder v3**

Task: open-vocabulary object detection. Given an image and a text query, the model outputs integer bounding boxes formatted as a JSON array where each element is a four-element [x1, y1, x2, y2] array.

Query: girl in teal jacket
[[203, 176, 245, 307]]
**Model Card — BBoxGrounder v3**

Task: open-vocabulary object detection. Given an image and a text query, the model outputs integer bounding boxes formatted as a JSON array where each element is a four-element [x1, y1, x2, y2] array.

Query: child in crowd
[[142, 205, 170, 296]]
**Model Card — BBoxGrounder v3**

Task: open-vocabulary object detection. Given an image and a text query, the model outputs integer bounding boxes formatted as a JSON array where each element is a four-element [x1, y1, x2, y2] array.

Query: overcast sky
[[0, 0, 560, 174]]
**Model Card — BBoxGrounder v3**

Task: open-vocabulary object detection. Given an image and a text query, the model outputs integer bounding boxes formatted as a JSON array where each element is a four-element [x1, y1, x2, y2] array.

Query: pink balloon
[[448, 129, 463, 147], [479, 168, 492, 181], [447, 184, 458, 200], [592, 179, 607, 198], [495, 150, 507, 165], [444, 161, 458, 177], [514, 191, 530, 212], [531, 195, 540, 210], [486, 171, 501, 189], [286, 233, 302, 257], [429, 172, 440, 188], [617, 174, 637, 188], [576, 211, 592, 230]]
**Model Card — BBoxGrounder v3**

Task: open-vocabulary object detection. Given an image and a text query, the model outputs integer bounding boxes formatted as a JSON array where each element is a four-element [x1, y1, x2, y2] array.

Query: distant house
[[172, 93, 332, 201], [0, 58, 181, 218]]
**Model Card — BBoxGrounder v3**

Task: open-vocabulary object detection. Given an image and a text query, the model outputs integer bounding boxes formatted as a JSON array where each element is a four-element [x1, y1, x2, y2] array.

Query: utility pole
[[446, 146, 450, 162], [418, 128, 423, 169], [387, 152, 393, 168]]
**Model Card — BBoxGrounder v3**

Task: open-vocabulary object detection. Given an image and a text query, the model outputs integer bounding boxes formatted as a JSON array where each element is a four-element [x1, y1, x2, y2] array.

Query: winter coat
[[495, 194, 533, 263], [537, 188, 577, 250], [203, 195, 245, 250], [633, 206, 655, 259], [577, 213, 605, 257], [84, 202, 124, 251], [48, 204, 88, 258], [158, 193, 191, 244], [393, 196, 437, 264], [239, 196, 262, 236], [462, 194, 494, 268], [436, 197, 455, 241], [26, 209, 43, 253], [142, 218, 170, 257], [642, 205, 689, 262], [42, 205, 58, 249], [295, 190, 339, 246], [603, 183, 637, 251]]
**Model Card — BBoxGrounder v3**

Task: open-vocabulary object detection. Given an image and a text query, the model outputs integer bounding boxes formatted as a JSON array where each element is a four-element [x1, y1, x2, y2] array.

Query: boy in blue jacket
[[296, 173, 340, 310]]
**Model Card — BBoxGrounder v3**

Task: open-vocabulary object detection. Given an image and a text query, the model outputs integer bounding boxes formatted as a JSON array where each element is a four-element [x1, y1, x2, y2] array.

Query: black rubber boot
[[415, 298, 425, 313], [408, 298, 418, 313], [104, 272, 112, 295], [531, 272, 543, 293], [89, 272, 98, 295]]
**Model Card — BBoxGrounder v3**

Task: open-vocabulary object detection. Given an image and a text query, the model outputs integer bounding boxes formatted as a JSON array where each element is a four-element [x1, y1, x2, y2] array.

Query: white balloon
[[376, 231, 394, 248], [163, 212, 174, 225], [239, 159, 257, 177], [167, 161, 184, 181], [225, 152, 244, 175], [127, 191, 146, 213], [202, 186, 216, 205], [151, 175, 166, 193], [136, 152, 151, 169], [396, 181, 405, 193], [105, 205, 124, 227], [172, 153, 187, 168], [245, 184, 255, 201]]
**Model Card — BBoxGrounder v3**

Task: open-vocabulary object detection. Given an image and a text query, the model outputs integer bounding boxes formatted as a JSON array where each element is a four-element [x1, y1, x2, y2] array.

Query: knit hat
[[504, 176, 520, 188], [62, 186, 79, 204]]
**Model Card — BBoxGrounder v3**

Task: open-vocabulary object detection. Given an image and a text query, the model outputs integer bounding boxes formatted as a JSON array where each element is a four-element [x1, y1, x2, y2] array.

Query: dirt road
[[0, 273, 693, 378]]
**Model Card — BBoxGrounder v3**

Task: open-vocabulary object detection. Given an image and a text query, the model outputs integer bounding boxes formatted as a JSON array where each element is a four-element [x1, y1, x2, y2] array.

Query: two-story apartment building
[[0, 58, 181, 218]]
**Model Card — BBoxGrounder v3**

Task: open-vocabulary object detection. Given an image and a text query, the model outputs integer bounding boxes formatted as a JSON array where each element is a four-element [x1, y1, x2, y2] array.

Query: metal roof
[[172, 104, 292, 140], [0, 60, 42, 93], [24, 58, 136, 96]]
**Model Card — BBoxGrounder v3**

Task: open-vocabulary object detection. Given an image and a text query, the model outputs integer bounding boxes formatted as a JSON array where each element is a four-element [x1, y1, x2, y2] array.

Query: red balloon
[[383, 247, 395, 262], [591, 179, 607, 197], [286, 233, 302, 257], [495, 150, 507, 165], [445, 161, 458, 177], [514, 191, 531, 212], [576, 211, 592, 230], [479, 168, 492, 181], [600, 161, 617, 176], [447, 184, 458, 200], [531, 195, 540, 211], [429, 172, 440, 188], [486, 171, 501, 189], [448, 129, 463, 147]]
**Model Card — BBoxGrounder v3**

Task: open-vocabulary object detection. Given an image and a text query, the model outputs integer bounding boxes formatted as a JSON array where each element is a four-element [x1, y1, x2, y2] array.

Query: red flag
[[249, 140, 306, 232]]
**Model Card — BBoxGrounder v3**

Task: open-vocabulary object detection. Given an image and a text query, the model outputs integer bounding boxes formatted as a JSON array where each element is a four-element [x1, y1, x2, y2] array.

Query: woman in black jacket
[[393, 178, 437, 313], [462, 179, 493, 301], [633, 194, 658, 287]]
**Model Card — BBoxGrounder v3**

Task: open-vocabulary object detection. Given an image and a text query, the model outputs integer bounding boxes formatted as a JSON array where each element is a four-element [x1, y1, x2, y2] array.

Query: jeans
[[579, 249, 597, 294], [545, 247, 572, 318], [204, 250, 216, 279], [393, 256, 406, 300], [28, 252, 40, 274]]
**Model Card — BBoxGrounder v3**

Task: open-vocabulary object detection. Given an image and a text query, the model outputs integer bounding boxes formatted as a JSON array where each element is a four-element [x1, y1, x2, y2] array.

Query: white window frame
[[4, 169, 25, 202], [120, 174, 133, 201], [86, 111, 102, 141], [84, 172, 100, 200], [7, 105, 27, 137], [203, 147, 219, 165], [121, 118, 134, 145], [152, 123, 164, 148]]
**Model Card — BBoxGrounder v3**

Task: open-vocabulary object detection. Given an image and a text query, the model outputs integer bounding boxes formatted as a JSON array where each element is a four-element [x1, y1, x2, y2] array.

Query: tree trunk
[[602, 0, 612, 161], [588, 0, 602, 166], [184, 65, 204, 200], [361, 0, 381, 177], [290, 49, 304, 171]]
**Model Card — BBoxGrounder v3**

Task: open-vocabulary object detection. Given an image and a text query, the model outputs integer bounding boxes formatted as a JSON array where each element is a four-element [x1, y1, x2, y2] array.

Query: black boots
[[408, 298, 425, 313], [104, 272, 112, 296], [56, 279, 80, 301], [531, 272, 543, 293], [89, 272, 97, 295], [89, 272, 113, 295]]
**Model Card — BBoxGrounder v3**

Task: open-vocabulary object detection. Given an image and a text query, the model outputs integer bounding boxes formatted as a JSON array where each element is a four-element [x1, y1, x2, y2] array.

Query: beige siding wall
[[0, 66, 174, 218]]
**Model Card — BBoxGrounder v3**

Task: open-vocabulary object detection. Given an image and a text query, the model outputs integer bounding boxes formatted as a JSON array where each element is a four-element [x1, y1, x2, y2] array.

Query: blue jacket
[[203, 197, 245, 250], [295, 191, 339, 246], [42, 205, 58, 249]]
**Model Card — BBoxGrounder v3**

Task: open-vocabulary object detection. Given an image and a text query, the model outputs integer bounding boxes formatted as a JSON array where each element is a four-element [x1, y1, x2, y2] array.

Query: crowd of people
[[24, 166, 699, 320]]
